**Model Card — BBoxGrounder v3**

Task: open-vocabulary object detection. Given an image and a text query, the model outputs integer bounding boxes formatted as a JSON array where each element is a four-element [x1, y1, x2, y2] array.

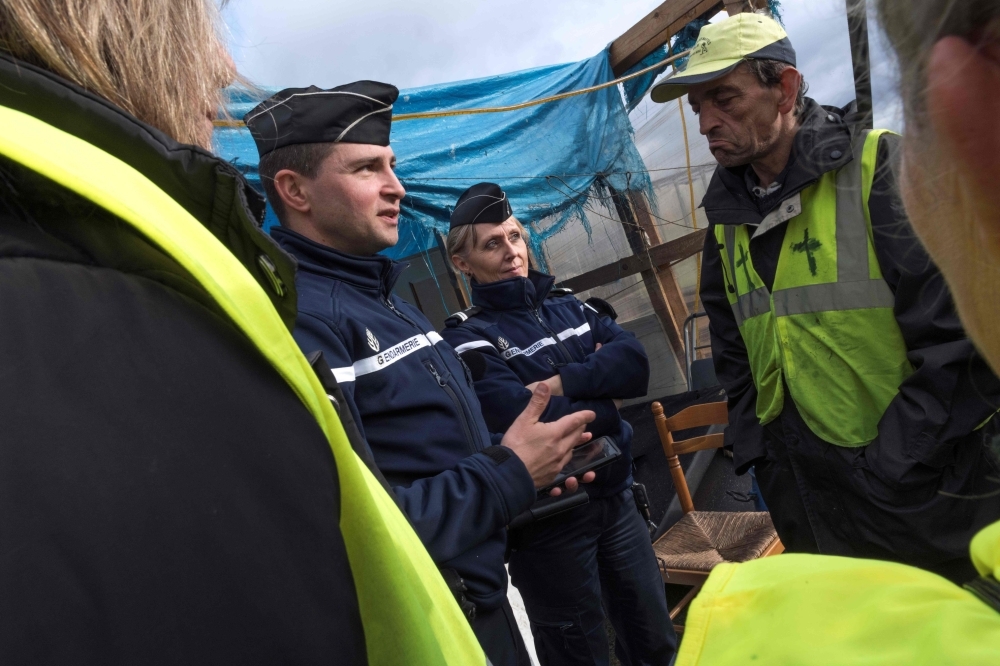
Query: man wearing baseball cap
[[653, 12, 1000, 581]]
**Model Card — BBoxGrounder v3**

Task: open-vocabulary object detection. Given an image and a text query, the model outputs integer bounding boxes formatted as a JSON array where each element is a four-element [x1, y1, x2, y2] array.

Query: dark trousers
[[509, 488, 677, 666], [754, 405, 997, 584], [472, 597, 532, 666]]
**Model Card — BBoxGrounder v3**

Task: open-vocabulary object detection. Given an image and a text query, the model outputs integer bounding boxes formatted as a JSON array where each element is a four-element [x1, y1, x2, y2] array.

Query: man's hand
[[502, 383, 595, 496], [525, 374, 563, 396]]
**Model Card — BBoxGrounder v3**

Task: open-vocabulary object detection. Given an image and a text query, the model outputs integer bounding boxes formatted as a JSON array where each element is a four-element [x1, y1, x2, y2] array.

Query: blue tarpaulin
[[215, 46, 658, 268]]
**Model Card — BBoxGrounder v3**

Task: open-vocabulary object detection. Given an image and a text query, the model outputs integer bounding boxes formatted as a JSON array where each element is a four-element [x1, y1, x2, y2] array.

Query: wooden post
[[435, 232, 471, 309], [628, 191, 690, 328], [609, 0, 723, 76], [604, 180, 686, 369], [845, 0, 874, 129]]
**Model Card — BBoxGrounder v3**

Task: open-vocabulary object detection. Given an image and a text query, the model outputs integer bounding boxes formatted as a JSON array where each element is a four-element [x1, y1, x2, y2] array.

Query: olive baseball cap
[[651, 13, 795, 104]]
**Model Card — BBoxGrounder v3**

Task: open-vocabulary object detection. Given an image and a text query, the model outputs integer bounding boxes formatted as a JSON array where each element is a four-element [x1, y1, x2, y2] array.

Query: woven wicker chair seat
[[653, 511, 778, 572]]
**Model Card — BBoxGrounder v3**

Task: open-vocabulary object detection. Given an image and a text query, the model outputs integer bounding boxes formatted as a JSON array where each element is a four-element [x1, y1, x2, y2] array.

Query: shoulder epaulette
[[548, 287, 574, 298], [584, 296, 618, 321], [444, 305, 483, 327]]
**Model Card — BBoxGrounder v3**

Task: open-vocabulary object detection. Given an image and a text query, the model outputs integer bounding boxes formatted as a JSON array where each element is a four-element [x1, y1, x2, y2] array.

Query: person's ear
[[776, 67, 801, 116], [451, 254, 473, 278], [272, 169, 312, 215], [928, 34, 1000, 254]]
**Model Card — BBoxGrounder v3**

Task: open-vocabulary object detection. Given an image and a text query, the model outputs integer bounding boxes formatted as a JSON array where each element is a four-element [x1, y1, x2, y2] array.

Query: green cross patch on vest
[[714, 129, 913, 447]]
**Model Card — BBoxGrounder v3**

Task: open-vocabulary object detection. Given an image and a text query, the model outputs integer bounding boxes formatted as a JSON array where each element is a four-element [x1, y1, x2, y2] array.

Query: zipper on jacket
[[382, 294, 487, 452], [424, 360, 477, 455], [533, 308, 573, 363]]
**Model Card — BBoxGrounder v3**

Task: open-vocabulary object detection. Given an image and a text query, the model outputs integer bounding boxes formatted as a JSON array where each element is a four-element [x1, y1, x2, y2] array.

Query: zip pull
[[426, 360, 447, 387]]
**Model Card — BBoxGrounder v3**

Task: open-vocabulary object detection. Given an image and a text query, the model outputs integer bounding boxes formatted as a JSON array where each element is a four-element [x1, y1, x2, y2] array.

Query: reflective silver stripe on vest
[[726, 130, 896, 323], [835, 131, 872, 282], [772, 279, 895, 316]]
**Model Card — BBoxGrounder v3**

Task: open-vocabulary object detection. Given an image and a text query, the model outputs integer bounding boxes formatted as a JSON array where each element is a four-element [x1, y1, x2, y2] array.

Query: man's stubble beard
[[710, 124, 780, 169]]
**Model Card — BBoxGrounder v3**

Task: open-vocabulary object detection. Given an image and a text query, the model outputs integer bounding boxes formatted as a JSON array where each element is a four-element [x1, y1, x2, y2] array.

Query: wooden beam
[[556, 228, 706, 294], [609, 0, 722, 76], [629, 192, 690, 326], [605, 183, 686, 364]]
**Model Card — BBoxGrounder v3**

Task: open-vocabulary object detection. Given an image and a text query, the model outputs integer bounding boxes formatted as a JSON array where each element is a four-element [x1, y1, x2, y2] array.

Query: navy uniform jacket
[[272, 227, 536, 611], [441, 271, 650, 498]]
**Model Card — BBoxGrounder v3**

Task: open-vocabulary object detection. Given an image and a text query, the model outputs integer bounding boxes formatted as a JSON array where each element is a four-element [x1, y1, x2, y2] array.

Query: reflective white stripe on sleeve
[[328, 331, 447, 383], [331, 365, 357, 384], [584, 303, 599, 314], [502, 337, 555, 360], [454, 339, 496, 354], [556, 323, 591, 341], [500, 323, 591, 361]]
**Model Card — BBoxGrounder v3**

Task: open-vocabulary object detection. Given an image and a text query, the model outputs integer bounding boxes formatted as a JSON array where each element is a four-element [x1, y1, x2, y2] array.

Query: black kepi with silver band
[[450, 182, 513, 229], [244, 81, 398, 155]]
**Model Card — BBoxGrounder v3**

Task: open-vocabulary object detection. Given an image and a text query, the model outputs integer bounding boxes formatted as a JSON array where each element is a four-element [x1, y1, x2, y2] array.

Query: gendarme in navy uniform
[[441, 183, 677, 666], [245, 82, 594, 666], [443, 273, 639, 496]]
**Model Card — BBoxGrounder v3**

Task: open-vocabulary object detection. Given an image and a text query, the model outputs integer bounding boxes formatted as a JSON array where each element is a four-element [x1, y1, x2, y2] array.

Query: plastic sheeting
[[215, 46, 657, 267]]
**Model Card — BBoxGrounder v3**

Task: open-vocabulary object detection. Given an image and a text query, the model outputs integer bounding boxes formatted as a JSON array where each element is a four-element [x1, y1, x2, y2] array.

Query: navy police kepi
[[450, 182, 513, 230], [244, 81, 398, 155]]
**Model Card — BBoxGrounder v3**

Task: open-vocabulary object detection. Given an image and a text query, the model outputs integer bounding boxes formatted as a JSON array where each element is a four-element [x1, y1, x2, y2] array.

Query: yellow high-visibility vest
[[0, 103, 484, 665], [713, 129, 913, 446], [675, 520, 1000, 665]]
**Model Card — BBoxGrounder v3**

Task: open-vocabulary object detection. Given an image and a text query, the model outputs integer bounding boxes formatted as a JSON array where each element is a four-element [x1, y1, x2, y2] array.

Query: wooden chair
[[651, 400, 783, 632]]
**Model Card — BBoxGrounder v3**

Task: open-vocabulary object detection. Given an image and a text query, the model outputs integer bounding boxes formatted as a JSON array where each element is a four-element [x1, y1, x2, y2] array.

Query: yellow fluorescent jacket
[[0, 104, 484, 665], [713, 129, 913, 446], [676, 520, 1000, 665]]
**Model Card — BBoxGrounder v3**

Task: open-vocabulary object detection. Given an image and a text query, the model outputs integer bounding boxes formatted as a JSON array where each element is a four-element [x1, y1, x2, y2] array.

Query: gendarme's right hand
[[501, 383, 595, 493]]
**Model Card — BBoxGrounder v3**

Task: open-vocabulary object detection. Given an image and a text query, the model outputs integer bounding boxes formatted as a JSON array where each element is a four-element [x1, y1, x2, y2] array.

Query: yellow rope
[[213, 50, 690, 128]]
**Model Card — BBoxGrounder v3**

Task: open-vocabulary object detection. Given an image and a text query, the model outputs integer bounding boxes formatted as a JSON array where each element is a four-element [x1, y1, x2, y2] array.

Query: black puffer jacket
[[0, 54, 367, 663], [700, 98, 1000, 581]]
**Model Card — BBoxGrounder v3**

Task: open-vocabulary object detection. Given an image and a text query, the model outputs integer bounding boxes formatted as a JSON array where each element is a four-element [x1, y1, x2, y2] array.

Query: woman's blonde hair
[[876, 0, 1000, 376], [445, 217, 528, 275], [0, 0, 234, 148]]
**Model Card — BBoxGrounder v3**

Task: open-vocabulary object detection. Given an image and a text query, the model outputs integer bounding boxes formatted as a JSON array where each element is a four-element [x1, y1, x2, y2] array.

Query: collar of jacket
[[702, 97, 865, 227], [471, 269, 556, 311], [271, 226, 406, 296], [0, 51, 298, 328]]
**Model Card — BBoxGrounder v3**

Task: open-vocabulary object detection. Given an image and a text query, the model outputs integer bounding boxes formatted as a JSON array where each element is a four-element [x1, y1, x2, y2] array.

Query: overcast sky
[[223, 0, 902, 129]]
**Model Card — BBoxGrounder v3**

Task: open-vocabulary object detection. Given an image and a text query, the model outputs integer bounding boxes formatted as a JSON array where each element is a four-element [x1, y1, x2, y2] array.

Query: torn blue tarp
[[215, 45, 658, 267], [623, 45, 671, 112]]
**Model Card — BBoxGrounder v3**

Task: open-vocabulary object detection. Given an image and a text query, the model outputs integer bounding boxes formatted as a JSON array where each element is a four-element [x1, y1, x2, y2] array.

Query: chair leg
[[668, 581, 704, 623]]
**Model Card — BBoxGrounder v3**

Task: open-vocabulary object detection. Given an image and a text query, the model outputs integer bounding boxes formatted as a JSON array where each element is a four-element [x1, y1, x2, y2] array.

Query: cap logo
[[366, 328, 381, 352], [693, 37, 712, 57], [497, 336, 510, 351]]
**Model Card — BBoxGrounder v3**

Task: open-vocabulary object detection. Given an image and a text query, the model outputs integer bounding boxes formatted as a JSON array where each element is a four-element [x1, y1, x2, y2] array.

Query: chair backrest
[[651, 401, 728, 514]]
